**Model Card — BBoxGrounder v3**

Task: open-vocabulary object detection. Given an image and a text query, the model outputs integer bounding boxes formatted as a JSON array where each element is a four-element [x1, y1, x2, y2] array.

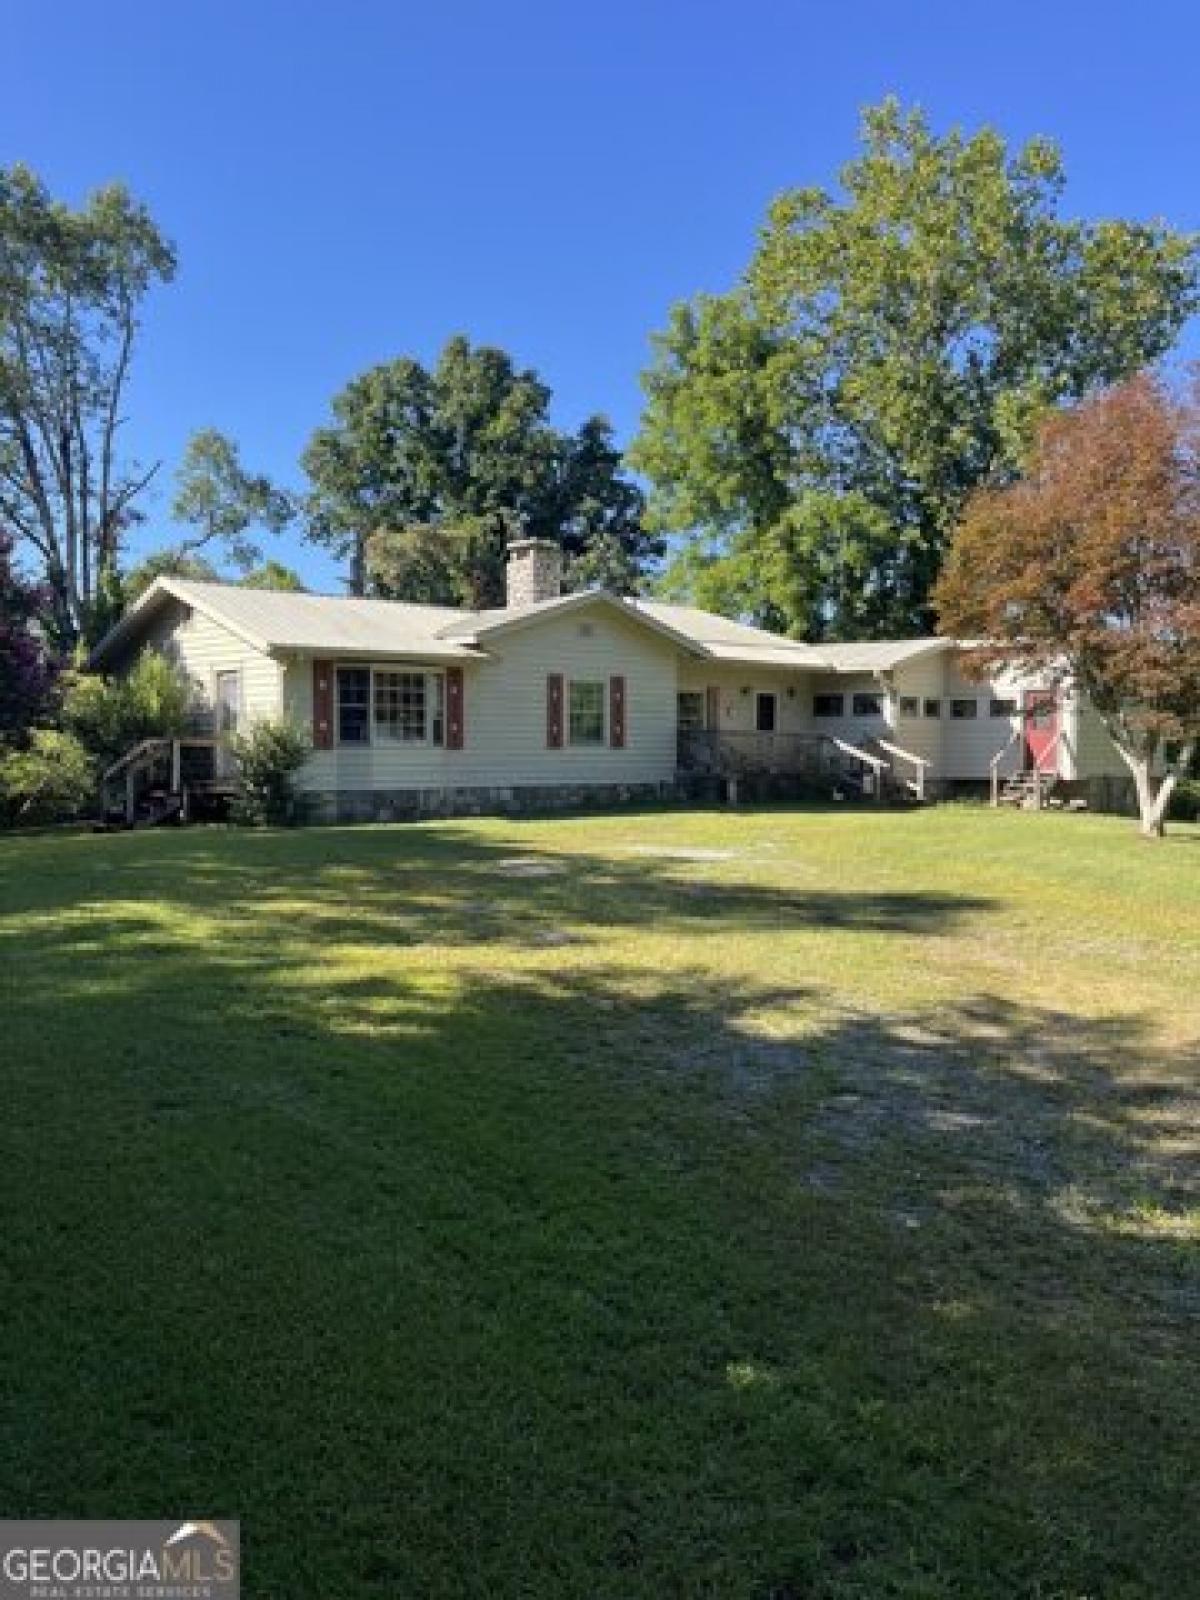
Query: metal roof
[[89, 580, 485, 667], [811, 639, 954, 673], [626, 600, 829, 664], [89, 578, 960, 676]]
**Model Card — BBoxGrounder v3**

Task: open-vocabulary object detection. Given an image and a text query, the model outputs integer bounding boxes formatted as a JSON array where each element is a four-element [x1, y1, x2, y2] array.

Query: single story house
[[88, 538, 1132, 820]]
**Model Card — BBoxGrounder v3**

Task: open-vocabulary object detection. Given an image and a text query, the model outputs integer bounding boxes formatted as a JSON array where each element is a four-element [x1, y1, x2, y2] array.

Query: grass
[[0, 804, 1197, 1598]]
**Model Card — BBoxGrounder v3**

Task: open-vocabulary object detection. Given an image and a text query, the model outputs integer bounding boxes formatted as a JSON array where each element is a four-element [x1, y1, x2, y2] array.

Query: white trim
[[334, 660, 448, 750], [567, 676, 608, 748], [211, 666, 244, 735]]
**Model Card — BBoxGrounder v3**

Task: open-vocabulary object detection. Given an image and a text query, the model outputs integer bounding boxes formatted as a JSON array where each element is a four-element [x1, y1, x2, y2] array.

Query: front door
[[755, 692, 777, 733], [214, 671, 240, 777], [1023, 689, 1059, 773]]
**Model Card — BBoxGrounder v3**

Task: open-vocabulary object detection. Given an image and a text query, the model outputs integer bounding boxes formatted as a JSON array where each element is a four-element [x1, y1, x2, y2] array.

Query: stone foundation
[[307, 781, 678, 824]]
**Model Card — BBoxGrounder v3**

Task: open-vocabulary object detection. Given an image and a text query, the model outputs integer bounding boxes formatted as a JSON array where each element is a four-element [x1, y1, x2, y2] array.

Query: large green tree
[[0, 165, 175, 647], [303, 336, 659, 603], [170, 428, 294, 573], [119, 430, 296, 603], [632, 100, 1198, 638]]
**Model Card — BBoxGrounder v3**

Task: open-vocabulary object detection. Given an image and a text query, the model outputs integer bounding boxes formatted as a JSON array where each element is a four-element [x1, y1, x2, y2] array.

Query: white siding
[[136, 600, 282, 726], [886, 654, 946, 769], [1065, 693, 1131, 780], [806, 670, 891, 744], [286, 608, 681, 794], [676, 663, 815, 734], [936, 657, 1027, 780]]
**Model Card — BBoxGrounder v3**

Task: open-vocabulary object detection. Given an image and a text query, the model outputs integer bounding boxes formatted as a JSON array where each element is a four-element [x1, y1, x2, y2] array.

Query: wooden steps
[[998, 770, 1056, 808]]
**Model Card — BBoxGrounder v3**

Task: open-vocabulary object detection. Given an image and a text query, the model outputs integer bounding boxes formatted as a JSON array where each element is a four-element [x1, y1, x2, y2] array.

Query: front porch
[[677, 729, 931, 802]]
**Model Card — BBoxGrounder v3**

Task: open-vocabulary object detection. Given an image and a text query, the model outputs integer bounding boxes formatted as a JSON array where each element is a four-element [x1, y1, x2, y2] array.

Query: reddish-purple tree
[[937, 373, 1200, 837], [0, 531, 54, 740]]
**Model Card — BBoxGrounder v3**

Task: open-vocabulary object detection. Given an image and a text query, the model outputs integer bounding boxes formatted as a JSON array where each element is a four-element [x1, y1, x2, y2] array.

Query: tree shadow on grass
[[0, 830, 1195, 1599], [0, 821, 997, 951]]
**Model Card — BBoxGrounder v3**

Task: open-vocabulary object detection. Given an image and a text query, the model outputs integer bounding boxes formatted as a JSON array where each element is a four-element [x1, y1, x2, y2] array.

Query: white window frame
[[568, 679, 607, 747], [211, 667, 243, 736], [335, 663, 446, 748]]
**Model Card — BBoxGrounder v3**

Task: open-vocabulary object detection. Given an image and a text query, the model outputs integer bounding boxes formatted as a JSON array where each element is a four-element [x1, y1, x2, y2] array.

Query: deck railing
[[101, 736, 228, 823], [677, 729, 899, 800], [876, 739, 930, 801], [677, 729, 828, 777]]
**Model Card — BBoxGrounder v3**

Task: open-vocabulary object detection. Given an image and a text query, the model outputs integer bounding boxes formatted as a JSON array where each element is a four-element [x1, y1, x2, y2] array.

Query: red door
[[1023, 689, 1059, 772]]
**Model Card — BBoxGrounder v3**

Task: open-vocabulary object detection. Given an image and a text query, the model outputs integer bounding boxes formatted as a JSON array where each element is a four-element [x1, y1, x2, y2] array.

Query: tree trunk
[[349, 531, 366, 597], [1118, 746, 1177, 838]]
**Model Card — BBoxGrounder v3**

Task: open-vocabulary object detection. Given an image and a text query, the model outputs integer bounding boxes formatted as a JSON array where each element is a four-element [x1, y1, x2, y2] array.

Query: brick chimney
[[506, 537, 563, 608]]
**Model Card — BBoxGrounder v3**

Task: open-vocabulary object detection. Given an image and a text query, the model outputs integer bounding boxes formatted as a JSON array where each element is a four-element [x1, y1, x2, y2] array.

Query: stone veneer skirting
[[301, 772, 1145, 824], [311, 781, 678, 824]]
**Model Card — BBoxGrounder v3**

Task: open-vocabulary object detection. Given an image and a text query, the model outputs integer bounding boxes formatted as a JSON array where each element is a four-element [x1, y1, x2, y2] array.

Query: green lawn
[[1, 806, 1197, 1599]]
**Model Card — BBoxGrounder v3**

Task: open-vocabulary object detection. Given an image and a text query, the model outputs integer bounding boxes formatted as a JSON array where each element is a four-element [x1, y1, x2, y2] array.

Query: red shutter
[[705, 685, 721, 730], [446, 666, 464, 749], [546, 673, 564, 748], [609, 674, 627, 748], [313, 659, 334, 749]]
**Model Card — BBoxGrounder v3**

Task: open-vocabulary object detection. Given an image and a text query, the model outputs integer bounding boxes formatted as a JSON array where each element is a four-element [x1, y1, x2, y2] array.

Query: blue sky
[[7, 0, 1200, 588]]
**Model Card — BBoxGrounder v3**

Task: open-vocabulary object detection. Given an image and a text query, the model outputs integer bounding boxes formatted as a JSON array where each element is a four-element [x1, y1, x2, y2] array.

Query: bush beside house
[[229, 719, 310, 826]]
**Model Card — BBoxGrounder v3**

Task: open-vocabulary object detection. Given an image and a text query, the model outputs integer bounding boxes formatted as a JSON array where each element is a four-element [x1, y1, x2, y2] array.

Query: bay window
[[336, 665, 446, 746]]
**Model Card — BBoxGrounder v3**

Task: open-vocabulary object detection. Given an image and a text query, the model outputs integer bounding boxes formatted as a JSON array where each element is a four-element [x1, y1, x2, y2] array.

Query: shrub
[[229, 718, 310, 826], [0, 730, 95, 827], [61, 652, 191, 768]]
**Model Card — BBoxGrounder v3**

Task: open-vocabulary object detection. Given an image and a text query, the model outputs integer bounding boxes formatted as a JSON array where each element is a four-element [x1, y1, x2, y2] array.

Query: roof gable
[[88, 578, 485, 668], [441, 590, 710, 656]]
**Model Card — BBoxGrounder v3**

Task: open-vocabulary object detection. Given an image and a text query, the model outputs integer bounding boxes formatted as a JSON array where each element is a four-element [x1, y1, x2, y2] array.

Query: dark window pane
[[677, 692, 705, 731], [337, 668, 371, 744]]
